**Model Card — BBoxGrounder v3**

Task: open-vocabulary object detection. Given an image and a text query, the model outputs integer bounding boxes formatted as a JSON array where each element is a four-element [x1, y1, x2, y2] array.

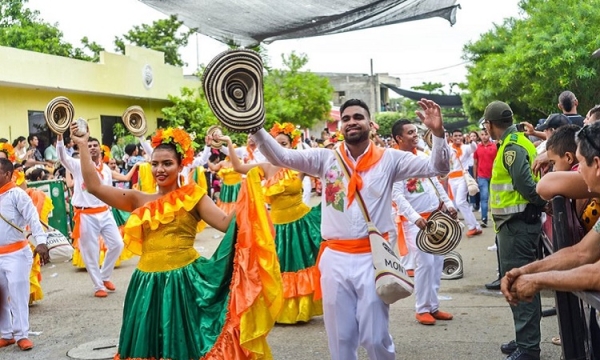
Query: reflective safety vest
[[490, 132, 539, 215]]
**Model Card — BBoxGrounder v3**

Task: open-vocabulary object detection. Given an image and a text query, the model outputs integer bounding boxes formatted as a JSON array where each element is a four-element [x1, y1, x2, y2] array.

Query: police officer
[[482, 101, 547, 360]]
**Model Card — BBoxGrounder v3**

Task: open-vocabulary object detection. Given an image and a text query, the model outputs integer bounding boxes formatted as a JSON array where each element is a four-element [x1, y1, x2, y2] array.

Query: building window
[[157, 118, 168, 129], [101, 115, 121, 146], [28, 110, 51, 154], [334, 91, 346, 106]]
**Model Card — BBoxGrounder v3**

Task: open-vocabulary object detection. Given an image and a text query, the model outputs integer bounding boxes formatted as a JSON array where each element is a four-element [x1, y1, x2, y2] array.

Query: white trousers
[[79, 210, 124, 291], [448, 177, 479, 230], [319, 248, 395, 360], [0, 246, 33, 340], [398, 221, 444, 313]]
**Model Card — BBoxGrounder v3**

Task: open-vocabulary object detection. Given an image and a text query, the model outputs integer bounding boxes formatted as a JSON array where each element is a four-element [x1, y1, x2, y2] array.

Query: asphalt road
[[3, 206, 563, 360]]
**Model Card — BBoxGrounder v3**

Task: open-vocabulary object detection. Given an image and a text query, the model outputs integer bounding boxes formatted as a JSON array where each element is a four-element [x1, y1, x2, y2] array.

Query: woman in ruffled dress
[[217, 122, 323, 324], [71, 124, 283, 360], [208, 153, 242, 215]]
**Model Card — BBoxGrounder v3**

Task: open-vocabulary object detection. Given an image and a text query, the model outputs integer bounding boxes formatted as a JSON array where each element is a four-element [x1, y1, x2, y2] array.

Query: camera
[[515, 123, 526, 132]]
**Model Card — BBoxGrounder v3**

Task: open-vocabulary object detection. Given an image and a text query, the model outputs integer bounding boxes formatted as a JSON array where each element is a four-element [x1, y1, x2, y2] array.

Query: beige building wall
[[0, 45, 201, 146]]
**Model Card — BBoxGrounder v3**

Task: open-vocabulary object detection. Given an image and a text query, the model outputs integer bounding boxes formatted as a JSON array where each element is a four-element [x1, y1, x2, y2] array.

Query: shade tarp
[[139, 0, 460, 46], [383, 83, 463, 107]]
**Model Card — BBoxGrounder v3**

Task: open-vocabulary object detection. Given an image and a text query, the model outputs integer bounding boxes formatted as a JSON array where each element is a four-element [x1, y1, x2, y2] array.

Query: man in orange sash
[[390, 120, 457, 326], [448, 129, 482, 237], [0, 158, 49, 351], [252, 98, 450, 360], [57, 135, 124, 297]]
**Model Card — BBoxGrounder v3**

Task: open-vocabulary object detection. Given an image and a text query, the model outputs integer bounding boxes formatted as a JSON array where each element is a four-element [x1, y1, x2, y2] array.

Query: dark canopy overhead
[[139, 0, 460, 46], [383, 83, 463, 107]]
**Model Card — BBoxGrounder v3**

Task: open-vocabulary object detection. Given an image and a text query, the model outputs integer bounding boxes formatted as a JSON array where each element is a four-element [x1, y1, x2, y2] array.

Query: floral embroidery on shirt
[[406, 178, 424, 193], [325, 166, 345, 212]]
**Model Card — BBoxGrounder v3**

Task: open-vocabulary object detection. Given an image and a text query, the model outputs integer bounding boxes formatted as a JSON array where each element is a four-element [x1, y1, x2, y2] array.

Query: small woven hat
[[122, 106, 148, 137], [416, 210, 463, 255], [206, 125, 225, 149], [423, 129, 433, 149], [441, 251, 464, 280], [203, 49, 265, 133], [45, 97, 75, 134]]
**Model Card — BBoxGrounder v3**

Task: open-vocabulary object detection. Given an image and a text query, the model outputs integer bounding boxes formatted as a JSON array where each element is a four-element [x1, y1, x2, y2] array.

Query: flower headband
[[151, 127, 196, 166], [101, 145, 111, 164], [0, 143, 16, 163], [330, 131, 344, 143], [269, 122, 302, 148]]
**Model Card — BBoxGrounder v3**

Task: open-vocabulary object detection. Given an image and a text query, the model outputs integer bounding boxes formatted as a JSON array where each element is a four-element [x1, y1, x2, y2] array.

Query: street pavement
[[3, 205, 563, 360]]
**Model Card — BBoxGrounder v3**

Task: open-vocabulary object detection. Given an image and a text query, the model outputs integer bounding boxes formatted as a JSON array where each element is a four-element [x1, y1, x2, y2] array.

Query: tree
[[0, 0, 98, 60], [160, 86, 247, 148], [115, 15, 195, 67], [462, 0, 600, 122], [263, 51, 333, 130], [411, 82, 445, 95]]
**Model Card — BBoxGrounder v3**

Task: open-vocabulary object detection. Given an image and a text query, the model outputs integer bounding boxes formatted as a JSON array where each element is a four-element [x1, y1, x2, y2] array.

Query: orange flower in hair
[[101, 145, 111, 164], [151, 127, 196, 166], [0, 143, 16, 163], [269, 122, 302, 148]]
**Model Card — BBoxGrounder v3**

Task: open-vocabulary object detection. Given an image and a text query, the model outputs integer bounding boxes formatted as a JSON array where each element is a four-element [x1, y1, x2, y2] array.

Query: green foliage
[[462, 0, 600, 122], [0, 0, 96, 60], [374, 112, 402, 137], [160, 87, 247, 148], [114, 15, 195, 67], [112, 123, 138, 145], [263, 51, 333, 130], [411, 82, 445, 94]]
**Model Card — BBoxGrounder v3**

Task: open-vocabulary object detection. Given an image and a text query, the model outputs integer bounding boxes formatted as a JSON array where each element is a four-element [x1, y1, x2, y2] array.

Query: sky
[[27, 0, 523, 93]]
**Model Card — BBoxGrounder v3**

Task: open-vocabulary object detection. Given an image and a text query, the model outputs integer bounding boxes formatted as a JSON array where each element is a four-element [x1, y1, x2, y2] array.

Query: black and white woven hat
[[203, 49, 265, 133], [416, 210, 463, 255]]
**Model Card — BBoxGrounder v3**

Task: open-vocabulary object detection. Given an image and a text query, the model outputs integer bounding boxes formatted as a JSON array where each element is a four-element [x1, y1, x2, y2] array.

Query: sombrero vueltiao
[[423, 129, 433, 149], [416, 210, 462, 255], [206, 125, 225, 149], [203, 49, 265, 133]]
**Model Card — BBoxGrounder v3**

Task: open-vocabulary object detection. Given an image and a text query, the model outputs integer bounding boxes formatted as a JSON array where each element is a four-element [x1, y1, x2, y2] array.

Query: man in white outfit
[[0, 158, 49, 350], [447, 129, 482, 237], [57, 135, 124, 297], [252, 98, 450, 360], [390, 120, 457, 325]]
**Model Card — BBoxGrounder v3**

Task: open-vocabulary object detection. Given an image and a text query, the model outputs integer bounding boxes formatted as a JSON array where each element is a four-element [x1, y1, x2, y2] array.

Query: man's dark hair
[[0, 138, 7, 144], [546, 124, 579, 157], [559, 91, 576, 112], [340, 99, 371, 118], [588, 104, 600, 122], [576, 122, 600, 166], [391, 119, 412, 139], [452, 129, 463, 135], [27, 135, 37, 143], [0, 158, 14, 176], [88, 137, 100, 144]]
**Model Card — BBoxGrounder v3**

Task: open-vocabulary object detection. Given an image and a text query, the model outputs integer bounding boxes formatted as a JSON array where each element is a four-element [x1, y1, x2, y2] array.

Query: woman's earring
[[177, 173, 183, 187]]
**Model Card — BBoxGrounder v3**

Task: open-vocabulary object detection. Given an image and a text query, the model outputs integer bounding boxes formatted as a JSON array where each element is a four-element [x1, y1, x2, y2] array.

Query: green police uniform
[[490, 122, 547, 356]]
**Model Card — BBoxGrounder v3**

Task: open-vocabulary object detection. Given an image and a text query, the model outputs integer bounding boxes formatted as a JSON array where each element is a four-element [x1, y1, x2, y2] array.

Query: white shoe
[[487, 244, 497, 251]]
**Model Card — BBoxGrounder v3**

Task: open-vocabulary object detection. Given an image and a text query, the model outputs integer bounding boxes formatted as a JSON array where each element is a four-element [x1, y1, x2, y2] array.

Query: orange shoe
[[95, 290, 108, 298], [0, 338, 15, 348], [17, 338, 33, 351], [406, 269, 415, 277], [415, 312, 436, 325], [103, 281, 116, 291], [431, 310, 454, 320], [466, 228, 483, 238]]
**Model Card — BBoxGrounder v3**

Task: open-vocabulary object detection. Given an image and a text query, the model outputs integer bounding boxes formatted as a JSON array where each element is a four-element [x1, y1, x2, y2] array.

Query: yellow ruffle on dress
[[114, 169, 283, 360], [263, 168, 323, 324], [216, 166, 242, 215]]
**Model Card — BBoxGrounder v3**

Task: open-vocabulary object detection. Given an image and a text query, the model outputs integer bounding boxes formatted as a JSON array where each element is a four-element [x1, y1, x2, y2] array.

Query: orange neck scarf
[[411, 148, 417, 155], [452, 143, 463, 159], [0, 181, 16, 195], [94, 161, 104, 180], [246, 146, 254, 163], [338, 142, 384, 207]]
